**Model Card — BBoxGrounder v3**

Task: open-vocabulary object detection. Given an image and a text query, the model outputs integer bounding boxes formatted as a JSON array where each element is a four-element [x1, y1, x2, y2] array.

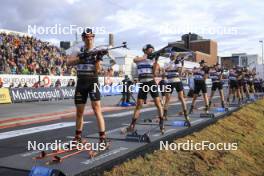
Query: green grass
[[104, 99, 264, 176]]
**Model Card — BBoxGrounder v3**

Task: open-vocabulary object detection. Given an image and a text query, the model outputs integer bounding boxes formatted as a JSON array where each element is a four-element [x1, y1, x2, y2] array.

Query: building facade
[[168, 33, 218, 66]]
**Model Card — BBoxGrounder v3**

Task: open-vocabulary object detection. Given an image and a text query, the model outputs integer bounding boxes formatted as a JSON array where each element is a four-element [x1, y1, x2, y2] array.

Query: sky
[[0, 0, 263, 56]]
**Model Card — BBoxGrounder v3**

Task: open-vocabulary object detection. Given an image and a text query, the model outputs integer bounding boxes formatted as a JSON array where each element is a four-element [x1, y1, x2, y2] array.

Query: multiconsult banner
[[10, 87, 75, 103], [0, 88, 12, 104], [9, 85, 140, 103]]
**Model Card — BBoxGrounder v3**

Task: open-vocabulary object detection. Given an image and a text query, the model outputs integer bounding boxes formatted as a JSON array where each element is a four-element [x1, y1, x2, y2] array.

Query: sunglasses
[[86, 34, 95, 38]]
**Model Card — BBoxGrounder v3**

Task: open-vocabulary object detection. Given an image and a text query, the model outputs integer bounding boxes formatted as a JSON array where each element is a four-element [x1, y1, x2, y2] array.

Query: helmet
[[142, 44, 154, 52], [81, 28, 94, 38]]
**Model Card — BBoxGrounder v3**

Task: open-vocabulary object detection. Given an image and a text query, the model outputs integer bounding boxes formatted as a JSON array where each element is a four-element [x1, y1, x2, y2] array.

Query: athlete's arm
[[153, 60, 160, 77], [203, 66, 210, 79], [133, 55, 147, 63], [66, 55, 80, 66], [95, 60, 102, 74]]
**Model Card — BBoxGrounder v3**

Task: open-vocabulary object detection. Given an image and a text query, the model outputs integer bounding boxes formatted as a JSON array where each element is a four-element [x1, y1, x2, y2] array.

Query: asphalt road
[[0, 92, 223, 175]]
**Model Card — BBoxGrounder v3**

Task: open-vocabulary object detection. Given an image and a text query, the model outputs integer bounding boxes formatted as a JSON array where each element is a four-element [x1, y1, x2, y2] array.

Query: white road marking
[[104, 100, 193, 118], [81, 147, 128, 165], [104, 96, 220, 118], [0, 122, 92, 140], [0, 96, 221, 140]]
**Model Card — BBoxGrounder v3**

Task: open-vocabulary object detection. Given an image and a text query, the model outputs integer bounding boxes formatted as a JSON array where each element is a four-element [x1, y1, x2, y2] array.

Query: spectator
[[16, 82, 22, 88], [55, 79, 61, 88], [67, 79, 72, 87], [50, 67, 56, 76], [66, 79, 76, 87], [9, 82, 14, 88], [71, 79, 75, 87], [24, 83, 28, 88]]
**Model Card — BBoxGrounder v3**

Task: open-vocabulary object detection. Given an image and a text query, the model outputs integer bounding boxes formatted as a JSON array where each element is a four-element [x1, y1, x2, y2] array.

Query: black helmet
[[199, 60, 206, 65], [82, 28, 94, 38], [142, 44, 154, 52]]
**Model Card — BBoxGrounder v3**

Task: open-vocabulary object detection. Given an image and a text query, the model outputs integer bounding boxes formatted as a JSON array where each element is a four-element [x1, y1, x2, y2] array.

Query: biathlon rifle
[[78, 42, 128, 59], [147, 47, 174, 60]]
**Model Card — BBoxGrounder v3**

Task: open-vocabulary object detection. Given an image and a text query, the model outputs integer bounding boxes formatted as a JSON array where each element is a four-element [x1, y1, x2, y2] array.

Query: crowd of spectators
[[0, 32, 77, 76], [0, 32, 126, 77]]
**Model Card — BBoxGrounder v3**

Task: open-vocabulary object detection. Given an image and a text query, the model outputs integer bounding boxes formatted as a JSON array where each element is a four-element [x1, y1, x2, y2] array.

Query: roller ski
[[46, 146, 94, 165], [90, 137, 112, 157], [126, 130, 151, 143], [33, 137, 84, 160]]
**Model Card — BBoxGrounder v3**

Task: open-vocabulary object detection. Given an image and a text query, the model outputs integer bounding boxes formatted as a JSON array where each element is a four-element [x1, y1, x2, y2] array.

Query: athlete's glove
[[203, 66, 210, 74], [147, 52, 160, 60], [78, 52, 89, 63]]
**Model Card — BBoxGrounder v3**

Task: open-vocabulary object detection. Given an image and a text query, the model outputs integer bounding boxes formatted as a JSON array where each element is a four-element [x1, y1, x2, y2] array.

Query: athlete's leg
[[226, 86, 232, 104], [178, 90, 187, 113], [153, 96, 165, 133], [129, 98, 144, 129], [203, 92, 209, 113], [163, 92, 171, 119], [237, 87, 242, 103], [219, 88, 225, 108], [209, 90, 215, 108], [244, 84, 250, 99], [91, 100, 105, 137], [75, 104, 85, 139], [189, 93, 198, 114], [178, 90, 191, 126], [153, 96, 164, 118]]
